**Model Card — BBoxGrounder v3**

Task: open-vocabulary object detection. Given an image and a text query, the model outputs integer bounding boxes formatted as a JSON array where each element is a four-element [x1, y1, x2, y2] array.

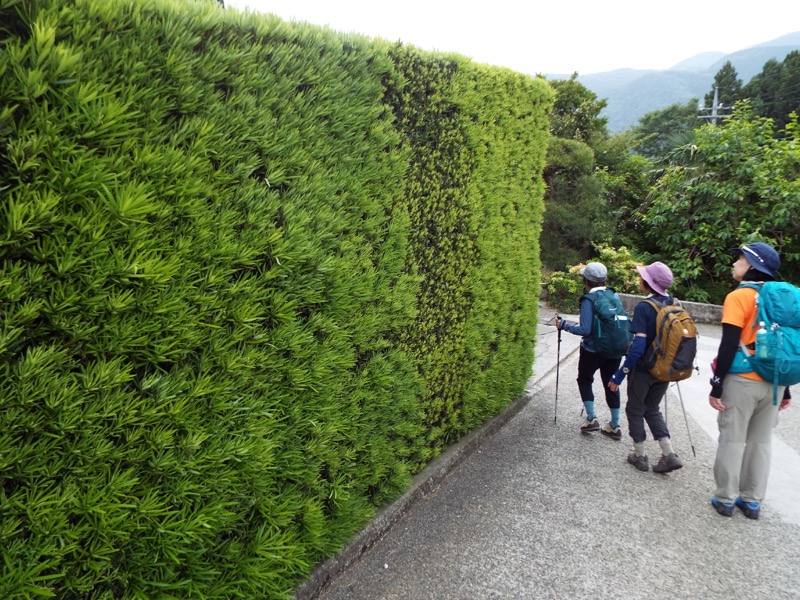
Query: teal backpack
[[736, 282, 800, 404], [582, 288, 633, 359]]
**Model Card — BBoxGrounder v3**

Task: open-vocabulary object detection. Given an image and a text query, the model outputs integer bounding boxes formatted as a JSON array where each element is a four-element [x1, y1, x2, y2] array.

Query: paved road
[[303, 303, 800, 599]]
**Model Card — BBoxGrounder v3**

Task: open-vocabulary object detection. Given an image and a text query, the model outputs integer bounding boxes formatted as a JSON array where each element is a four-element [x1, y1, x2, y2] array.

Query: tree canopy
[[640, 105, 800, 303], [632, 99, 700, 161], [541, 74, 649, 271], [742, 50, 800, 134], [703, 61, 743, 112], [548, 73, 609, 145]]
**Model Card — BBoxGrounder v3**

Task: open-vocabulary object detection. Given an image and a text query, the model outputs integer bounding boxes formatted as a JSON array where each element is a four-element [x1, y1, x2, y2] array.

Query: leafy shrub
[[597, 245, 643, 293], [642, 106, 800, 303], [546, 270, 582, 313], [547, 245, 642, 313]]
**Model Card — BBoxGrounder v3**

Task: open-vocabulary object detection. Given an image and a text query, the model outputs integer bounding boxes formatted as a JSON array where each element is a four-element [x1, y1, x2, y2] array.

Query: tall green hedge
[[0, 0, 552, 597], [385, 47, 552, 462], [457, 65, 551, 431]]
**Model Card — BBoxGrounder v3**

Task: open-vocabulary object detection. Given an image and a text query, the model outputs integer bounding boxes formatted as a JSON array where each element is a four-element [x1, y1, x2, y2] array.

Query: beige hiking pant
[[714, 375, 784, 504]]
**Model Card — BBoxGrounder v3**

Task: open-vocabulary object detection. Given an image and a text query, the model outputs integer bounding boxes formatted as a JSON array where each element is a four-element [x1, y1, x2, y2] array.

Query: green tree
[[593, 131, 657, 249], [540, 137, 607, 269], [704, 61, 743, 114], [632, 99, 700, 161], [742, 58, 783, 118], [743, 51, 800, 134], [642, 104, 800, 303], [548, 73, 609, 144], [541, 74, 613, 270]]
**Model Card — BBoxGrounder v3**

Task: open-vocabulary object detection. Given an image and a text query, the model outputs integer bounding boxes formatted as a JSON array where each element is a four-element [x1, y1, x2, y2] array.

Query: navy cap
[[731, 242, 780, 277]]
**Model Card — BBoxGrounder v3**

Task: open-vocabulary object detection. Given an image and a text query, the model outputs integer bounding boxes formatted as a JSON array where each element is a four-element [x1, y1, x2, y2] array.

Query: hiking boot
[[580, 418, 600, 433], [711, 496, 734, 517], [627, 452, 649, 471], [735, 497, 761, 520], [652, 452, 683, 474], [600, 422, 622, 441]]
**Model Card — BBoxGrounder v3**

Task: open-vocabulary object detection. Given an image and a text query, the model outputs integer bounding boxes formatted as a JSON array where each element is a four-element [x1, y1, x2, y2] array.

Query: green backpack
[[582, 288, 633, 359]]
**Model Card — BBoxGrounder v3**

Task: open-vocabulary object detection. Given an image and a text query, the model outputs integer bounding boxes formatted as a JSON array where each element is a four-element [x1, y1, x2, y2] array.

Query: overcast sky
[[224, 0, 796, 76]]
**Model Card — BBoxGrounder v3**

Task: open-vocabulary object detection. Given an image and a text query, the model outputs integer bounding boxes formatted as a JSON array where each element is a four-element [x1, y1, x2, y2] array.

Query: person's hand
[[709, 395, 726, 411], [780, 397, 791, 411], [608, 370, 625, 392]]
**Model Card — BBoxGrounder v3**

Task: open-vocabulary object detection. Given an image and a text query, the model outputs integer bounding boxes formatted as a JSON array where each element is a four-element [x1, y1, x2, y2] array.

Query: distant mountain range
[[548, 32, 800, 133]]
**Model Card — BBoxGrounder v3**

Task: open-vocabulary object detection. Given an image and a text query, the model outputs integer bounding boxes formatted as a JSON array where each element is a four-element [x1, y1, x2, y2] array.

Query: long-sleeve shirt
[[561, 286, 620, 353]]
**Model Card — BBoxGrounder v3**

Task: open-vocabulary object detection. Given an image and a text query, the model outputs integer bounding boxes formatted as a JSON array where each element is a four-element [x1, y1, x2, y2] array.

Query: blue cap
[[733, 242, 780, 277]]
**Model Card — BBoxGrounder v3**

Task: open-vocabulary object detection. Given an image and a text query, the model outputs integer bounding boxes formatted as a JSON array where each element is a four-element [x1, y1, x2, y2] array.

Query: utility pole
[[698, 86, 730, 125]]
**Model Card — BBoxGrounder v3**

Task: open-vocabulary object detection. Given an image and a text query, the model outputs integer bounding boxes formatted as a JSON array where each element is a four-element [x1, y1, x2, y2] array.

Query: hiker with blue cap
[[556, 262, 628, 438], [709, 242, 792, 520]]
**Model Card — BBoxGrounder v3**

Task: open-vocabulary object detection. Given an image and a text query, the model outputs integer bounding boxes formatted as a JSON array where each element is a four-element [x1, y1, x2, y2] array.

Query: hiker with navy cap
[[608, 262, 684, 473], [556, 262, 626, 438], [709, 242, 792, 519]]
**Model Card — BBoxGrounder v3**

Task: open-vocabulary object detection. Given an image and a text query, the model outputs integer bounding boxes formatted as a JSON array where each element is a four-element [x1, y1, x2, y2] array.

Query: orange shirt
[[721, 286, 762, 382]]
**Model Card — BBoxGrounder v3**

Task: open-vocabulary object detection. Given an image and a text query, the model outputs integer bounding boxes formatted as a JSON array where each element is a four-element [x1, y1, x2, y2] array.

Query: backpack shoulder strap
[[735, 282, 762, 330], [581, 288, 610, 304], [643, 297, 666, 313]]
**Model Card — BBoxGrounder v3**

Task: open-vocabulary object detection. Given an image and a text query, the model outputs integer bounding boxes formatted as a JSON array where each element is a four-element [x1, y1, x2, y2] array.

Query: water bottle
[[756, 321, 769, 359]]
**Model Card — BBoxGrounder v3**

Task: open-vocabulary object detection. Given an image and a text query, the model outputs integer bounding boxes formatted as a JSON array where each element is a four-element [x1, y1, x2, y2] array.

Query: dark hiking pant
[[625, 367, 670, 443], [577, 346, 621, 409]]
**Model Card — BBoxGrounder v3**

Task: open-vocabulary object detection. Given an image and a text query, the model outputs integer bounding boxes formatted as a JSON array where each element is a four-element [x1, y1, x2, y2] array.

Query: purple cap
[[636, 262, 673, 295]]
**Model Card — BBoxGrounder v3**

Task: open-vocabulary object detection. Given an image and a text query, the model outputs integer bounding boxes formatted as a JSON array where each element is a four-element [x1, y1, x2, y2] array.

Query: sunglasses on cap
[[741, 245, 766, 265]]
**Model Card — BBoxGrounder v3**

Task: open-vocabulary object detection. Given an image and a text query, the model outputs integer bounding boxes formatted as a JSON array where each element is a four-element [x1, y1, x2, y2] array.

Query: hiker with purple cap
[[608, 262, 683, 474], [709, 242, 792, 520]]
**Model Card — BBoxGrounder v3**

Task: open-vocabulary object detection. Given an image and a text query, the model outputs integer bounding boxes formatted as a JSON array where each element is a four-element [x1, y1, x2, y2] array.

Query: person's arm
[[559, 297, 593, 337], [709, 323, 742, 410], [608, 301, 651, 389], [608, 333, 647, 390], [781, 387, 792, 410]]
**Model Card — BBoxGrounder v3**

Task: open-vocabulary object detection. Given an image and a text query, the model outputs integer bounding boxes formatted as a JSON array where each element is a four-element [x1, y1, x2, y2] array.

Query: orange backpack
[[641, 298, 697, 382]]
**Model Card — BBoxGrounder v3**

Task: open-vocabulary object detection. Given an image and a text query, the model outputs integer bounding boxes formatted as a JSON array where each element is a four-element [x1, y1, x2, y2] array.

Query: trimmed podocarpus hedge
[[386, 47, 552, 461], [0, 0, 552, 597]]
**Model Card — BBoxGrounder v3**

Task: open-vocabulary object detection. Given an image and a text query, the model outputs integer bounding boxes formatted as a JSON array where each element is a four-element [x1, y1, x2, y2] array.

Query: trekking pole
[[554, 319, 562, 423], [675, 382, 696, 457]]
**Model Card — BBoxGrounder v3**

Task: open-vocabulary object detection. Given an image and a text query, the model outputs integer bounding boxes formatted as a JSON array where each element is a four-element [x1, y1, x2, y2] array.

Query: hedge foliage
[[0, 0, 552, 597], [547, 246, 643, 313], [385, 48, 551, 463]]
